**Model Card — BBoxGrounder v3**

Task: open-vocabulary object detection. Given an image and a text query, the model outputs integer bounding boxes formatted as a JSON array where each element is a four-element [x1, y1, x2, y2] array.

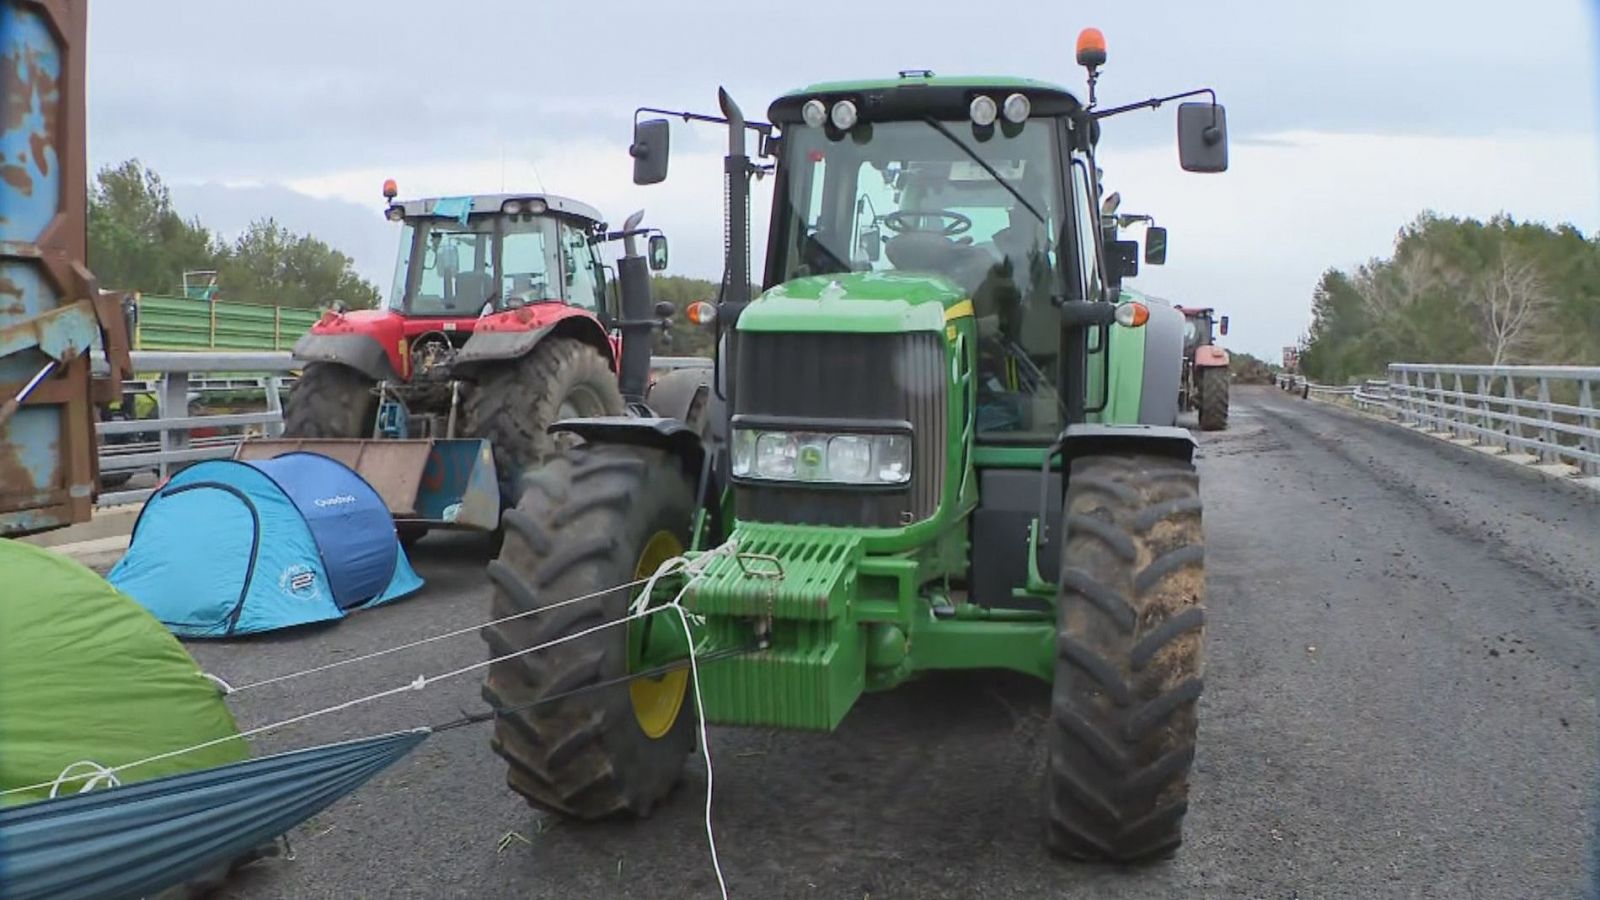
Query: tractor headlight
[[830, 99, 858, 131], [1002, 92, 1031, 124], [801, 99, 827, 128], [969, 95, 998, 127], [731, 428, 911, 485]]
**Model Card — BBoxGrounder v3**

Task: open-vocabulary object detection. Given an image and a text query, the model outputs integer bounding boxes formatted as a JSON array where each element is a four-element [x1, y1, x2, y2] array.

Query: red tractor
[[281, 185, 678, 505], [1178, 306, 1230, 431]]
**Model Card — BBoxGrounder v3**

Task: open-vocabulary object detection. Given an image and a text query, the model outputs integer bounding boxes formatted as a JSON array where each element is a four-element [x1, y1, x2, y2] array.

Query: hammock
[[0, 730, 427, 900]]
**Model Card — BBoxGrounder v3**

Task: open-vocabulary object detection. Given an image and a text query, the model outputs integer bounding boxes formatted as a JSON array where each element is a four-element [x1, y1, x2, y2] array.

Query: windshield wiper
[[920, 117, 1046, 224]]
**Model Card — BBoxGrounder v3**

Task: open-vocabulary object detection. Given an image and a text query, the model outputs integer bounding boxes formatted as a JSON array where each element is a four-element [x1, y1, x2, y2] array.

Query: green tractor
[[480, 30, 1228, 862]]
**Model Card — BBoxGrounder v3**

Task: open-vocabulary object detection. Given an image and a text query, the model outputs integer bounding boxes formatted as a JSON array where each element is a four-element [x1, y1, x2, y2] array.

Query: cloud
[[1110, 130, 1600, 357], [167, 183, 398, 291]]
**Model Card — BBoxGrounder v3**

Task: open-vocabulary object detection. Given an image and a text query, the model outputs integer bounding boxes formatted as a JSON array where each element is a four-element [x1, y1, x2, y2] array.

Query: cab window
[[560, 222, 603, 312]]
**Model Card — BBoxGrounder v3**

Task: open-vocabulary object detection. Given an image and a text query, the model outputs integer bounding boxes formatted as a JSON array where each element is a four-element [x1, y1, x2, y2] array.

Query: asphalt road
[[188, 385, 1600, 899]]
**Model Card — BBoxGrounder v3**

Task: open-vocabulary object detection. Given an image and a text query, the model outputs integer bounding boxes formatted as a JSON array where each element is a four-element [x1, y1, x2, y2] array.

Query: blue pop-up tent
[[109, 452, 423, 637]]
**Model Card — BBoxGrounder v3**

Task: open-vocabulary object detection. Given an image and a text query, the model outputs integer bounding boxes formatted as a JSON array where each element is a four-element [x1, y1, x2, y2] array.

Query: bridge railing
[[1280, 365, 1600, 477], [1385, 364, 1600, 476], [94, 352, 716, 507]]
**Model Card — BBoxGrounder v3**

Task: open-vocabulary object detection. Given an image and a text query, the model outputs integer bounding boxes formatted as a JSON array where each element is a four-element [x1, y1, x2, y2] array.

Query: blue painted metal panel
[[411, 438, 498, 529], [0, 0, 87, 537]]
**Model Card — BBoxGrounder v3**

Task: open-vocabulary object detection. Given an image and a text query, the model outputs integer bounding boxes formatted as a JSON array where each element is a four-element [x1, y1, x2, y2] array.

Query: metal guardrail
[[94, 352, 716, 507], [1279, 365, 1600, 477], [96, 351, 295, 507]]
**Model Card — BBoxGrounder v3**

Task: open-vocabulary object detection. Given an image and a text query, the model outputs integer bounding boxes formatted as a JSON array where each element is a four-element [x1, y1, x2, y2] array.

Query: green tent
[[0, 539, 247, 806]]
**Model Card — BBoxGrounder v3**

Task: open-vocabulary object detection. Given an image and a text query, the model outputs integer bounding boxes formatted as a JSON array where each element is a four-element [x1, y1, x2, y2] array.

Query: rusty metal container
[[0, 1, 128, 536]]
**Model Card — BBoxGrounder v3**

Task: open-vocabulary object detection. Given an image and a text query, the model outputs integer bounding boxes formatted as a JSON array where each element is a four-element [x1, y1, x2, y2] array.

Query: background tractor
[[1178, 306, 1230, 431], [481, 30, 1228, 864], [267, 188, 702, 539]]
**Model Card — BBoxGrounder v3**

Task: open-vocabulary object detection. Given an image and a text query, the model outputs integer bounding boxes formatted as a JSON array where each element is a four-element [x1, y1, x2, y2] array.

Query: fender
[[292, 332, 398, 382], [455, 307, 615, 371], [646, 365, 713, 426], [1058, 423, 1195, 464], [1137, 302, 1185, 427], [1194, 345, 1230, 367], [550, 416, 705, 479]]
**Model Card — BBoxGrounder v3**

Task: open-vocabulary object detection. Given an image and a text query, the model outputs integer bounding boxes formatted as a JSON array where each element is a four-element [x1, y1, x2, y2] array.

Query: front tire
[[1048, 454, 1206, 863], [481, 444, 696, 818], [282, 362, 376, 438], [464, 337, 625, 505], [1198, 367, 1229, 431]]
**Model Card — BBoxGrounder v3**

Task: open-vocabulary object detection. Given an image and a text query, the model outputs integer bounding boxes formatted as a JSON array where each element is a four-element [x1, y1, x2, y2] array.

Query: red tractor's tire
[[481, 444, 697, 818], [282, 362, 376, 438], [465, 337, 626, 506], [1048, 454, 1206, 864], [1197, 366, 1229, 432]]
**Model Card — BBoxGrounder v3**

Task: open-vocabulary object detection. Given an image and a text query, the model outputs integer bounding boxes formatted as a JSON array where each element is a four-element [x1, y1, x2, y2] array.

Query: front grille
[[732, 331, 946, 528]]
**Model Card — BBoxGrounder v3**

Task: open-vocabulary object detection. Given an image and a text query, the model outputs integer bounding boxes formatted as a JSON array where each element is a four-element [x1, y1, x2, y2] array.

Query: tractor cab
[[382, 191, 613, 325], [1178, 306, 1228, 351]]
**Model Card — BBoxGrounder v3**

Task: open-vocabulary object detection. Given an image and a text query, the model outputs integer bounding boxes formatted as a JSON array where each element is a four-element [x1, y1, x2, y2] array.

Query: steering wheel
[[881, 209, 973, 237]]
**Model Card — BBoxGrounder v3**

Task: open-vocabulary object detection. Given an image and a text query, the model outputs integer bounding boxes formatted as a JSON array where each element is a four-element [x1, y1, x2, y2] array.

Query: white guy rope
[[220, 575, 656, 694]]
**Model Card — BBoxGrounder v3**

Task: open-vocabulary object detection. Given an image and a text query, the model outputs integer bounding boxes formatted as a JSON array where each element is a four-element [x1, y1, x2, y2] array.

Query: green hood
[[739, 272, 967, 334]]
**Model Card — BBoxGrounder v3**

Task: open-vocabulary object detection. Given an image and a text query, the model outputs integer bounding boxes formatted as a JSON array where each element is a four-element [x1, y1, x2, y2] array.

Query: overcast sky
[[87, 1, 1600, 359]]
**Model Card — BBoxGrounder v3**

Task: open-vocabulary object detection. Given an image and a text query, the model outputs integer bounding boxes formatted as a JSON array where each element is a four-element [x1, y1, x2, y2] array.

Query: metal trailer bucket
[[233, 438, 499, 530]]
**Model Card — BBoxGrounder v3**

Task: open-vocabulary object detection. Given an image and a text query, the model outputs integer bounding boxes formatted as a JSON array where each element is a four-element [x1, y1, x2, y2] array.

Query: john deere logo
[[799, 445, 824, 468], [279, 565, 321, 601]]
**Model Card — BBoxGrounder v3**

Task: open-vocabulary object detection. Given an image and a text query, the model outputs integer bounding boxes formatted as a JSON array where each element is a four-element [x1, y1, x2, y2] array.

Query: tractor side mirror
[[1109, 239, 1140, 280], [1144, 226, 1168, 265], [632, 119, 671, 185], [1177, 103, 1229, 173], [648, 234, 669, 271], [859, 225, 882, 263], [1219, 315, 1229, 336]]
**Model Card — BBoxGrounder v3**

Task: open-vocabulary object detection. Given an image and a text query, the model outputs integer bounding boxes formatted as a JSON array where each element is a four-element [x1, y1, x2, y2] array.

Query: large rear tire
[[281, 362, 375, 438], [1197, 366, 1229, 431], [464, 337, 625, 505], [481, 444, 696, 818], [1048, 454, 1206, 863]]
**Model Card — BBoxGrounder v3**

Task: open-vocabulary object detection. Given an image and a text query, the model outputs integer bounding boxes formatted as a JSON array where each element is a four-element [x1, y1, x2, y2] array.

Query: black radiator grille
[[732, 331, 946, 528]]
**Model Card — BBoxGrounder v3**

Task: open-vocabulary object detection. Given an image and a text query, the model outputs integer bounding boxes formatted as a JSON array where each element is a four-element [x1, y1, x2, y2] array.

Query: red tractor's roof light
[[382, 178, 398, 200], [1076, 28, 1107, 68]]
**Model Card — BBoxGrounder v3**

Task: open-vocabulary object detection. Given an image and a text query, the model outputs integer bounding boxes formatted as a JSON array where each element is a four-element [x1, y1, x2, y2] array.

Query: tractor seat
[[450, 272, 492, 310], [884, 232, 992, 290]]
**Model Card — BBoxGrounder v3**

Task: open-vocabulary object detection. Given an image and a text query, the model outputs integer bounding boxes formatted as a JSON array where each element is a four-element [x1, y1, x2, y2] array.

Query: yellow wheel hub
[[629, 530, 689, 739]]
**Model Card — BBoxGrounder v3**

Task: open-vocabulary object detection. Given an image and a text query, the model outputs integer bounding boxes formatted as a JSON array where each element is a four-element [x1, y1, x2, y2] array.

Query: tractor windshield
[[772, 120, 1067, 299], [388, 215, 561, 316], [771, 118, 1074, 438]]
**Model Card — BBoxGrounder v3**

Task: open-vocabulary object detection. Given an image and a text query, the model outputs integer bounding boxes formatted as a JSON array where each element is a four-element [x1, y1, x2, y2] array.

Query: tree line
[[1299, 212, 1600, 383], [88, 160, 381, 309]]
